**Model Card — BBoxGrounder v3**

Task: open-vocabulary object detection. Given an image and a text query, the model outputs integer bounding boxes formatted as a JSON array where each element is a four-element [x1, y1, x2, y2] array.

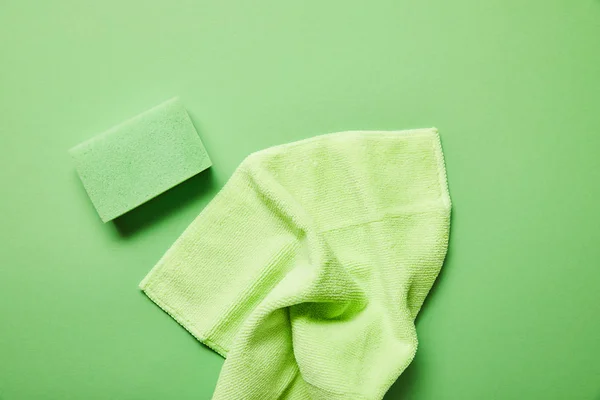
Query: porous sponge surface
[[70, 98, 212, 222]]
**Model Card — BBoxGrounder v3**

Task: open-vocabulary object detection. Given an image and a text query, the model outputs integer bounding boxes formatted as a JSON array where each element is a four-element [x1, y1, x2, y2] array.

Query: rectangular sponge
[[70, 98, 212, 222]]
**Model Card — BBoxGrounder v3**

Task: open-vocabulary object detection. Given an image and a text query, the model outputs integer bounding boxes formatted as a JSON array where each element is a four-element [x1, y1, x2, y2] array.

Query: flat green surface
[[1, 1, 599, 399]]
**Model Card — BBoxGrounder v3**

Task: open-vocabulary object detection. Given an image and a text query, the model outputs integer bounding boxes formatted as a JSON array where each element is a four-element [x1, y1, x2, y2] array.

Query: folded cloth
[[140, 128, 451, 399]]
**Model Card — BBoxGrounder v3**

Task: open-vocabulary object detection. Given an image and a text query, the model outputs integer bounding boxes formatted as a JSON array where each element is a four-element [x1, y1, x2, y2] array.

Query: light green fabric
[[140, 128, 451, 399]]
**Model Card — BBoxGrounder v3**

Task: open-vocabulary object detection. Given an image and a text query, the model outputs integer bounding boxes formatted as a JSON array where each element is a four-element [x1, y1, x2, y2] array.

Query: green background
[[1, 0, 599, 399]]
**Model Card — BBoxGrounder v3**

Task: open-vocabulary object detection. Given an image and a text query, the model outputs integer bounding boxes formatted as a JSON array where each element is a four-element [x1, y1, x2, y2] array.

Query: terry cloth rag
[[140, 128, 451, 399]]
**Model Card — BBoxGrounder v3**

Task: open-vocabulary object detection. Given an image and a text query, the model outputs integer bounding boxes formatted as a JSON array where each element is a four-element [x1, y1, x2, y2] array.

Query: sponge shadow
[[113, 168, 216, 237]]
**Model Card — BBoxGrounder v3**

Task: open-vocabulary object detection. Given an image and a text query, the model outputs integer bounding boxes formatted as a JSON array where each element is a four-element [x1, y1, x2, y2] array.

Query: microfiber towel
[[140, 128, 451, 399]]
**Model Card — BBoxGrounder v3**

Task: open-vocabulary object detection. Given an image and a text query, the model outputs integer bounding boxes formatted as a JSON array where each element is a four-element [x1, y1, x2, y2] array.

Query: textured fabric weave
[[140, 128, 451, 399]]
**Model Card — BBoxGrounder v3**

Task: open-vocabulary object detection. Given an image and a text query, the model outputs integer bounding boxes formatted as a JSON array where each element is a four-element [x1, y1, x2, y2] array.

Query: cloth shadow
[[384, 222, 456, 399], [113, 168, 216, 237]]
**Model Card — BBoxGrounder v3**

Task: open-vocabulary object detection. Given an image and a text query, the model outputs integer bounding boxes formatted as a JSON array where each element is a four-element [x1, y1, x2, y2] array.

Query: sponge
[[70, 98, 212, 222]]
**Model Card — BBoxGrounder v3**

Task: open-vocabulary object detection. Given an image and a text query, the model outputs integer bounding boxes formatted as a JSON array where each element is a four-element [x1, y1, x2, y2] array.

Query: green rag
[[140, 128, 451, 399]]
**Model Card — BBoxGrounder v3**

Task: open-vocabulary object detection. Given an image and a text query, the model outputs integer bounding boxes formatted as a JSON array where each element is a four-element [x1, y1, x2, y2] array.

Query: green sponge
[[70, 98, 212, 222]]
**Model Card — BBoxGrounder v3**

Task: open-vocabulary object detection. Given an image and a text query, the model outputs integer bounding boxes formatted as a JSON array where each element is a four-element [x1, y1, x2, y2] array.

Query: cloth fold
[[140, 128, 451, 399]]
